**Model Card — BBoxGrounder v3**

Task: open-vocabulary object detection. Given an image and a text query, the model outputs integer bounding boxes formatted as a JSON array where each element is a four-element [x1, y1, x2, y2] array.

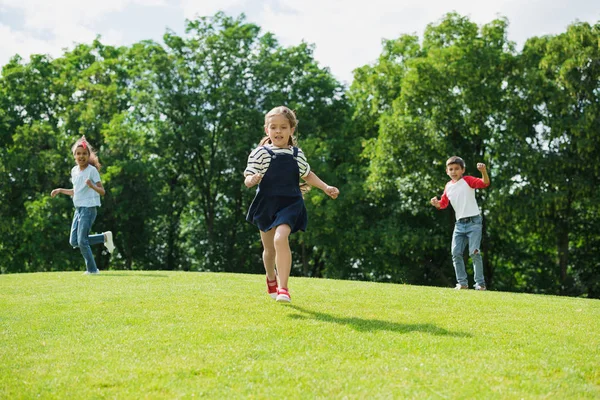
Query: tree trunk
[[482, 213, 493, 288], [301, 242, 309, 276], [556, 218, 569, 292]]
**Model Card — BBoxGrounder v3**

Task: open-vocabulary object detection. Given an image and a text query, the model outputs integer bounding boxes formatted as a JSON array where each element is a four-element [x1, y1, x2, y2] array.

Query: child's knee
[[273, 233, 288, 247], [77, 237, 90, 248], [451, 248, 464, 257]]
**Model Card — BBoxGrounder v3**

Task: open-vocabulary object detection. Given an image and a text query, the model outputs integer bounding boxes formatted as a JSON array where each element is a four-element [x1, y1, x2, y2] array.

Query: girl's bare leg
[[273, 224, 292, 289], [259, 229, 277, 280]]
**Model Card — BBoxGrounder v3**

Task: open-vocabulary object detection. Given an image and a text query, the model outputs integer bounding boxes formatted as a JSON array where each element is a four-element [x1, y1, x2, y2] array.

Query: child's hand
[[430, 197, 440, 208], [86, 179, 95, 188], [51, 189, 60, 198], [248, 174, 263, 186], [477, 163, 487, 172], [325, 185, 339, 199]]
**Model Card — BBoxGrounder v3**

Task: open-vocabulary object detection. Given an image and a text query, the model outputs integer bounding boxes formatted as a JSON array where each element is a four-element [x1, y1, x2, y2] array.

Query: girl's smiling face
[[73, 146, 90, 169], [265, 114, 294, 148]]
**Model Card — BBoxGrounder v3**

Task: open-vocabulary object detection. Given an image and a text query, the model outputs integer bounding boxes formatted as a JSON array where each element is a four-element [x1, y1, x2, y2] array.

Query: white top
[[439, 176, 488, 220], [244, 145, 310, 178], [71, 165, 101, 207]]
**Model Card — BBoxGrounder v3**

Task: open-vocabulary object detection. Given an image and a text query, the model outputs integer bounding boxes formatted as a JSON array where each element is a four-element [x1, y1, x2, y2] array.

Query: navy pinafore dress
[[246, 146, 308, 233]]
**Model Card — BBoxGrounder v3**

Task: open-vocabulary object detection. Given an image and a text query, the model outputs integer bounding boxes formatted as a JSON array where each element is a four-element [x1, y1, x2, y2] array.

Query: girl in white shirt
[[51, 136, 115, 274]]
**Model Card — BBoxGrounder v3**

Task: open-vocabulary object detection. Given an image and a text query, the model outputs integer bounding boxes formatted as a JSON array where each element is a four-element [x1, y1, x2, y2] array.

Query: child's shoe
[[267, 277, 278, 299], [454, 284, 468, 290], [276, 288, 291, 303], [103, 231, 115, 254], [474, 283, 487, 291]]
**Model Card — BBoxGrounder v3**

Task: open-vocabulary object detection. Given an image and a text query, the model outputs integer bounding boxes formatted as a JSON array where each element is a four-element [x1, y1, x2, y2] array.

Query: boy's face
[[446, 163, 465, 182]]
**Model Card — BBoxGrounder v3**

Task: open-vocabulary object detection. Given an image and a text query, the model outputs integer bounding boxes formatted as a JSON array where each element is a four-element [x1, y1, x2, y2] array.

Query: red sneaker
[[276, 288, 291, 303], [267, 277, 278, 299]]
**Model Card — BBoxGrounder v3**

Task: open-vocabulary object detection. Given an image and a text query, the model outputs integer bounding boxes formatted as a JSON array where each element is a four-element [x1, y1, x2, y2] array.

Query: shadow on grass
[[287, 305, 471, 337], [95, 272, 170, 278]]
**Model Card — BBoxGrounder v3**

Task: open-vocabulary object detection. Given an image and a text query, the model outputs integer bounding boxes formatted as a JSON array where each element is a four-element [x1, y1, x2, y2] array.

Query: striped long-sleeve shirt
[[244, 145, 310, 178]]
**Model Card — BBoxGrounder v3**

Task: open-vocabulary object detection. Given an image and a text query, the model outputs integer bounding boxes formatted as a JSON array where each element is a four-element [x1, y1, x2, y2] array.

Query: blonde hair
[[71, 135, 101, 171]]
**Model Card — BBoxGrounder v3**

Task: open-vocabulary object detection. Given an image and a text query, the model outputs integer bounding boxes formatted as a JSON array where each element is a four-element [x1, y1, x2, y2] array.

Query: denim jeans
[[70, 207, 104, 273], [451, 214, 485, 287]]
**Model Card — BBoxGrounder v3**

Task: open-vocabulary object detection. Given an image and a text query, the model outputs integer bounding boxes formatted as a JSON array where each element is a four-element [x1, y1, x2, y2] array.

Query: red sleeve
[[463, 175, 489, 189], [438, 188, 450, 209]]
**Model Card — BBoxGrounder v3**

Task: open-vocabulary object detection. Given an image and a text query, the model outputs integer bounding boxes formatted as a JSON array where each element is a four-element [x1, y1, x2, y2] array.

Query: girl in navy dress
[[245, 106, 339, 303]]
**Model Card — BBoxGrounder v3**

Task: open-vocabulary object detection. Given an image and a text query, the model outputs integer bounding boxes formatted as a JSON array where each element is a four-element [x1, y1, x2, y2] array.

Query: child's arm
[[244, 174, 263, 188], [302, 171, 339, 199], [51, 188, 74, 197], [86, 179, 105, 196], [477, 163, 490, 186], [430, 189, 449, 209]]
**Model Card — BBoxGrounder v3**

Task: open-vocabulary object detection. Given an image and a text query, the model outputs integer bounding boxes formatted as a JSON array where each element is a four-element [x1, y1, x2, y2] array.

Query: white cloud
[[180, 0, 243, 21], [0, 23, 66, 64], [246, 0, 600, 84], [1, 0, 598, 83], [3, 0, 125, 30], [0, 0, 167, 65], [253, 0, 479, 83]]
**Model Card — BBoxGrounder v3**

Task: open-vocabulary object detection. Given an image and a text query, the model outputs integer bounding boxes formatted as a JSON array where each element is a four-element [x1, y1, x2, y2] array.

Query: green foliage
[[1, 12, 599, 298], [491, 21, 600, 296], [347, 13, 600, 297], [143, 13, 346, 272], [0, 12, 346, 277], [348, 12, 515, 287]]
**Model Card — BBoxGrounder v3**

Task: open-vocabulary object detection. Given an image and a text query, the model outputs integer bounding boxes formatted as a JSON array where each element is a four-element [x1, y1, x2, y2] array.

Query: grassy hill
[[1, 271, 599, 399]]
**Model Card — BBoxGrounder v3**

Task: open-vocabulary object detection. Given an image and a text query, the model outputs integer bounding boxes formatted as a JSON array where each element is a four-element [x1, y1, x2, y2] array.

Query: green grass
[[1, 271, 599, 399]]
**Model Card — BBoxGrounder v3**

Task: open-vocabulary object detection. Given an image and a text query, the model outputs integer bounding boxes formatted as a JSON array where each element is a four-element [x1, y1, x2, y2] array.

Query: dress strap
[[262, 146, 276, 157]]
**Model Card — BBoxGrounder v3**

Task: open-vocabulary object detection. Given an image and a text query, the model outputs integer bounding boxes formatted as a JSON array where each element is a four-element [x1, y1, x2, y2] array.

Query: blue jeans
[[451, 214, 485, 287], [70, 207, 104, 273]]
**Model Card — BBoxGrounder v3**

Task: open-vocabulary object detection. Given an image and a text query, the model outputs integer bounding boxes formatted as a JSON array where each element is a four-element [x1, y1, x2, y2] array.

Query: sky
[[1, 0, 599, 85]]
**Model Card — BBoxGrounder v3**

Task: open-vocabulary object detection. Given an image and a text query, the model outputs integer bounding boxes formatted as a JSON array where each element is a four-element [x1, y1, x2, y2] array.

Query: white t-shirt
[[71, 165, 101, 207], [438, 176, 488, 220]]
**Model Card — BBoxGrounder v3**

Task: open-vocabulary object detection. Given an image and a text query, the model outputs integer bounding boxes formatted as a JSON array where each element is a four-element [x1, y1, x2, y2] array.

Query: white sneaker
[[455, 284, 468, 290], [84, 270, 100, 275], [474, 283, 487, 291], [104, 231, 115, 254]]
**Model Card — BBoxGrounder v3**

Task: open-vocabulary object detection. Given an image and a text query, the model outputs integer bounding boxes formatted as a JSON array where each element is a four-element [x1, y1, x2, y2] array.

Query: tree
[[493, 21, 600, 296], [146, 12, 347, 272], [0, 13, 347, 275], [349, 13, 515, 286]]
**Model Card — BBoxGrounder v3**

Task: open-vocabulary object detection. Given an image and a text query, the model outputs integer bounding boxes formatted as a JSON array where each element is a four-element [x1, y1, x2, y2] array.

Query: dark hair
[[446, 156, 465, 169], [71, 135, 101, 171]]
